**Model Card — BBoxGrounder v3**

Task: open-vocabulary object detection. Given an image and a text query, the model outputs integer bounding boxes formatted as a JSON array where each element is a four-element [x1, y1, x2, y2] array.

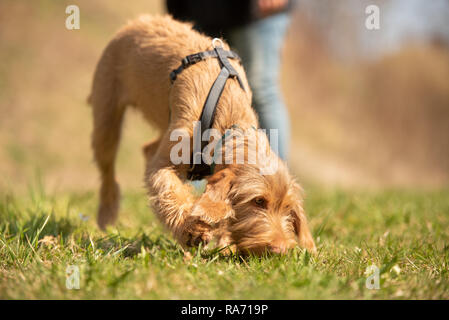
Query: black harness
[[170, 38, 246, 180]]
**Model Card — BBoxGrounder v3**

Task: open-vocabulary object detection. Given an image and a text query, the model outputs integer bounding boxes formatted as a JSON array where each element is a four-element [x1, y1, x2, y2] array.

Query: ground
[[1, 185, 448, 299]]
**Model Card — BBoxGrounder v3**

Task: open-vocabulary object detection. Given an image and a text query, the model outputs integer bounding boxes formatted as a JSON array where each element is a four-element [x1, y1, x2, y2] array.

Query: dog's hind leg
[[91, 98, 125, 230], [90, 50, 126, 230]]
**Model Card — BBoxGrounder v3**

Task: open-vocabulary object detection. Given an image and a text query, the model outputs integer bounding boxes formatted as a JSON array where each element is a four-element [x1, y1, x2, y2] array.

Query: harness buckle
[[181, 57, 189, 67], [169, 71, 177, 83], [183, 53, 202, 67]]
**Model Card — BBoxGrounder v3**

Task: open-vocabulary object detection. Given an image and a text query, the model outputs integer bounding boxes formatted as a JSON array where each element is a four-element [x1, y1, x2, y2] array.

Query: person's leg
[[228, 13, 291, 160]]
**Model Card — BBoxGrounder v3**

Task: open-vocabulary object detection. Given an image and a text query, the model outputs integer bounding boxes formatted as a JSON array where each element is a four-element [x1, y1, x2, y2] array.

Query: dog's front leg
[[142, 138, 161, 164], [189, 168, 237, 250], [145, 163, 214, 248]]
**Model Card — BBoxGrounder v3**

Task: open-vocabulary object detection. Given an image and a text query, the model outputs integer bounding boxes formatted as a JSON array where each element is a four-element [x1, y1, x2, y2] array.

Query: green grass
[[1, 184, 448, 299]]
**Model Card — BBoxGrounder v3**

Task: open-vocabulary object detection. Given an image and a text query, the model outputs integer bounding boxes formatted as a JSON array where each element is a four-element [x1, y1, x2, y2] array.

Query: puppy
[[89, 15, 315, 255]]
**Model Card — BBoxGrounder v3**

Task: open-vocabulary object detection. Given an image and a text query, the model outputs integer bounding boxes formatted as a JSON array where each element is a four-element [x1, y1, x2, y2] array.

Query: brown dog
[[89, 15, 315, 255]]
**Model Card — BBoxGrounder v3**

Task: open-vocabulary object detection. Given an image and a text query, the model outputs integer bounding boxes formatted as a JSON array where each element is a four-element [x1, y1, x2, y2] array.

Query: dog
[[89, 15, 316, 255]]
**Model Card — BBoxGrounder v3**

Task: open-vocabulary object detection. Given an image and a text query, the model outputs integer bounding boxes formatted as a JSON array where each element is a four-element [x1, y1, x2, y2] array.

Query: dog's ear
[[292, 203, 316, 253], [204, 167, 236, 202]]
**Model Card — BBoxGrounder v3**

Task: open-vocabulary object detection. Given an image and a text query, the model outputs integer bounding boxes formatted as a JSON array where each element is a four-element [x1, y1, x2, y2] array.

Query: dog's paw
[[216, 235, 236, 256], [182, 216, 213, 247]]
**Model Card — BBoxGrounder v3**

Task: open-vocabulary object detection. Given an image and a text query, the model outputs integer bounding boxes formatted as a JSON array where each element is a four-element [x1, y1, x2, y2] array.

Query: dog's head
[[204, 145, 316, 255]]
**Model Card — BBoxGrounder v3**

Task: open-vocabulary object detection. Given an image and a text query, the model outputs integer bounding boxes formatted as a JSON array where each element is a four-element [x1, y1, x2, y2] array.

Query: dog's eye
[[252, 197, 267, 209]]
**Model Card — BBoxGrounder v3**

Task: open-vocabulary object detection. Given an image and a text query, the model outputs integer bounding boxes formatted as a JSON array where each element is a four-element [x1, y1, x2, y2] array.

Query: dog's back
[[90, 15, 242, 129]]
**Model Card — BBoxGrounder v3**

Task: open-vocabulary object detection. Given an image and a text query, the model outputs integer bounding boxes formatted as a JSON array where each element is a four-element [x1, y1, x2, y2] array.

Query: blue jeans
[[228, 13, 291, 161]]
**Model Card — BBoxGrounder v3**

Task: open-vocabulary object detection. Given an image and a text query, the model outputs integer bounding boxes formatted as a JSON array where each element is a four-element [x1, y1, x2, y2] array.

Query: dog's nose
[[268, 245, 287, 254]]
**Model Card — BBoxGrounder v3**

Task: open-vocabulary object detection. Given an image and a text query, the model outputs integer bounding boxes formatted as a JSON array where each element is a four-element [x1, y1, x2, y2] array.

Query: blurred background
[[0, 0, 448, 193]]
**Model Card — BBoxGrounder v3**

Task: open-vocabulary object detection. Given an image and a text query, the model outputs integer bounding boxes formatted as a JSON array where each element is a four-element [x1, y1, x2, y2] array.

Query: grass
[[1, 183, 448, 299]]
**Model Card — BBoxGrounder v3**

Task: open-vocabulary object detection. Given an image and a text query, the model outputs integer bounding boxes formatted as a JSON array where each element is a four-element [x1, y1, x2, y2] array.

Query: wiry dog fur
[[89, 15, 315, 255]]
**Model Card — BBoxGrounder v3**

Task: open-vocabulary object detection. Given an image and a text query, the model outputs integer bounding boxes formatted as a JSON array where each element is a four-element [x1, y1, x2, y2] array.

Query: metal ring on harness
[[212, 38, 224, 49]]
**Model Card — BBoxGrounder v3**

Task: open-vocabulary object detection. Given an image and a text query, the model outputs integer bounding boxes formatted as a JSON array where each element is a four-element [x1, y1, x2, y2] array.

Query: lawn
[[1, 184, 448, 299]]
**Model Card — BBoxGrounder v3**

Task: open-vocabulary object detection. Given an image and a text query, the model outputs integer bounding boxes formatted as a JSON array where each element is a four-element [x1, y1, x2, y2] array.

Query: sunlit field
[[1, 185, 448, 299]]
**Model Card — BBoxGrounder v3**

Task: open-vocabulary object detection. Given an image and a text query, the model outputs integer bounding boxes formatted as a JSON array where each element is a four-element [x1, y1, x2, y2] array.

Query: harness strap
[[169, 39, 246, 180], [200, 67, 230, 142], [215, 47, 245, 90], [190, 67, 231, 180], [169, 49, 242, 83]]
